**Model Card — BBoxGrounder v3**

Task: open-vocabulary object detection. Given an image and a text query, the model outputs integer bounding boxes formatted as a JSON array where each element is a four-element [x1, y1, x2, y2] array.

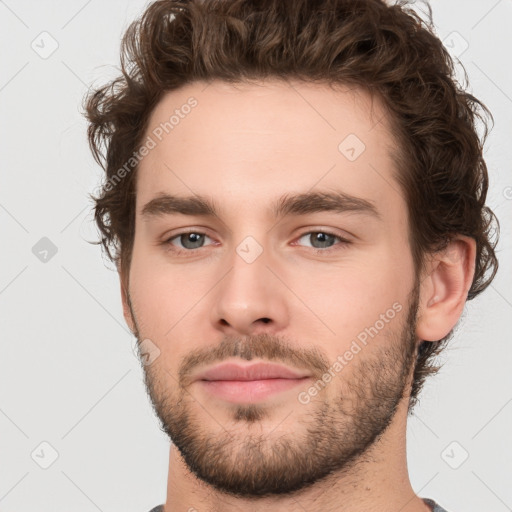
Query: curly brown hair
[[83, 0, 499, 412]]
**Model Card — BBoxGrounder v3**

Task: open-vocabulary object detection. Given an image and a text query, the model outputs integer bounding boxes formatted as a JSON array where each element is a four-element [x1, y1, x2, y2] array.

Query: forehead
[[136, 79, 403, 221]]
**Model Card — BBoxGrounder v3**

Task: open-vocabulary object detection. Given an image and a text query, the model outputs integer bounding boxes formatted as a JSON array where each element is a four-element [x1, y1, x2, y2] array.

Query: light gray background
[[1, 1, 511, 511]]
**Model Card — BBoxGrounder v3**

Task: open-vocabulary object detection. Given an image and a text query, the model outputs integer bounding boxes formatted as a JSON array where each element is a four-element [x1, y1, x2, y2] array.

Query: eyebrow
[[140, 191, 381, 222]]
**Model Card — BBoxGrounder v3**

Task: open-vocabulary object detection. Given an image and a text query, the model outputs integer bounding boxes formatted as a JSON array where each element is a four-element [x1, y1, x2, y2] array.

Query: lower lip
[[198, 378, 310, 403]]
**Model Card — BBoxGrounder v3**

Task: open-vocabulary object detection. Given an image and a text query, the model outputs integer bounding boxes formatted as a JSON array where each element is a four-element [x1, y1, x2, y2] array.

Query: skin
[[120, 79, 476, 512]]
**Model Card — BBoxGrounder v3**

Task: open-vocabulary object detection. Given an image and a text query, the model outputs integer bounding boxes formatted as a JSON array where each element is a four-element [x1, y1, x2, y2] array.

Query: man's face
[[124, 79, 421, 497]]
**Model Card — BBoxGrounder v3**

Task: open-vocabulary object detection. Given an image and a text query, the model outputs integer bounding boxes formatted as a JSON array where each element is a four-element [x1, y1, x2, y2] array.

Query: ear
[[118, 263, 136, 334], [416, 235, 476, 341]]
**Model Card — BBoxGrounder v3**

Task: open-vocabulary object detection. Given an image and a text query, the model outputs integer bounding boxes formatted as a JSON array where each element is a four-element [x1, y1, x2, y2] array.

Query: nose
[[210, 242, 289, 336]]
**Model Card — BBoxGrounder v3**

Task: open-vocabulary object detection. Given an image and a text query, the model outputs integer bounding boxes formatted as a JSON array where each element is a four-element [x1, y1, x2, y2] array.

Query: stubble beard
[[133, 283, 420, 498]]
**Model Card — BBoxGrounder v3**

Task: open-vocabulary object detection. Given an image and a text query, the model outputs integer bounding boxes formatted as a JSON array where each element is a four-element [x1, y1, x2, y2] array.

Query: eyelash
[[162, 229, 351, 256]]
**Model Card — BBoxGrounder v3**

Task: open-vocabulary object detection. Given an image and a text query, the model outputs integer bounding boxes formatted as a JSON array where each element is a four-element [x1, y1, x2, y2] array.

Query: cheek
[[129, 245, 223, 345], [285, 248, 412, 345], [128, 251, 190, 338]]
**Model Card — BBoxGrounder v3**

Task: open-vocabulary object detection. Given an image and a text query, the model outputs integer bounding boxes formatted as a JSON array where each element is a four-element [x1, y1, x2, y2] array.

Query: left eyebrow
[[140, 190, 382, 222], [272, 191, 382, 221]]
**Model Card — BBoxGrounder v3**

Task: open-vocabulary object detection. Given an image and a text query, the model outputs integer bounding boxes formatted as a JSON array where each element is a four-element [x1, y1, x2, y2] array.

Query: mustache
[[178, 332, 331, 388]]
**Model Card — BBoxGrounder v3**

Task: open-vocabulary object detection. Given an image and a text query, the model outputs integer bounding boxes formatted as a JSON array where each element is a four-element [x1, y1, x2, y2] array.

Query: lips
[[195, 361, 311, 382], [193, 361, 312, 403]]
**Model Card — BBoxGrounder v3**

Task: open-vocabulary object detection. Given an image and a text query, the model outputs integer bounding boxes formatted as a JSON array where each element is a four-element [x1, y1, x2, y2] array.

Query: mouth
[[193, 361, 312, 403]]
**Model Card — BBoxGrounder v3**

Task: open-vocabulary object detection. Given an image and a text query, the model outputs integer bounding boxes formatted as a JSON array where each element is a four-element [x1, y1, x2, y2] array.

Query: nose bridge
[[221, 233, 272, 307], [211, 231, 288, 334]]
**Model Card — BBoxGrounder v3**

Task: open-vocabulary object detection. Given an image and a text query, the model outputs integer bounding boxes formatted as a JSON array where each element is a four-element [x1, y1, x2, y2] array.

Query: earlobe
[[416, 236, 476, 342]]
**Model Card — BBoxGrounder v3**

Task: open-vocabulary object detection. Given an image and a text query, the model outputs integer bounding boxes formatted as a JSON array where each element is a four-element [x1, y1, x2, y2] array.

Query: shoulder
[[423, 497, 451, 512]]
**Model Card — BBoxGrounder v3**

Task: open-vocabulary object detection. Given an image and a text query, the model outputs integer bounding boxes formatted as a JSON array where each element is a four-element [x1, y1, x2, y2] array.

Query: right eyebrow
[[141, 194, 218, 219]]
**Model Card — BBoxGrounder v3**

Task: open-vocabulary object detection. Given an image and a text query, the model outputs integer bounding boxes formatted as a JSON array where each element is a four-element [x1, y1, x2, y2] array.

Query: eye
[[295, 231, 351, 252], [165, 231, 215, 252], [162, 229, 351, 256]]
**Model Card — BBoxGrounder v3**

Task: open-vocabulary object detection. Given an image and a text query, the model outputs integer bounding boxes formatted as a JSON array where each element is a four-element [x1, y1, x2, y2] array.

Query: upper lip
[[194, 361, 311, 382]]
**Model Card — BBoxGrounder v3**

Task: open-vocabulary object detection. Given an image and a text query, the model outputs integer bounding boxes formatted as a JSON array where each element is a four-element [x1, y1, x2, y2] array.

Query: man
[[84, 0, 499, 511]]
